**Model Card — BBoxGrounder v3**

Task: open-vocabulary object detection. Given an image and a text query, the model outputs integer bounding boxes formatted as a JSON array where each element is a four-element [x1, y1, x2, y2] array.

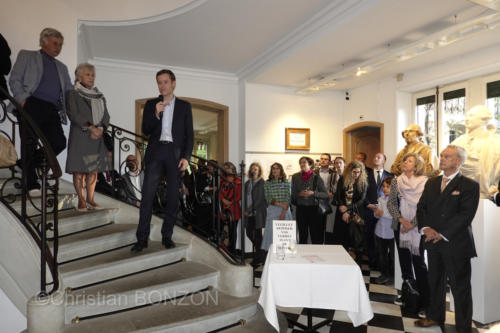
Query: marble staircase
[[0, 173, 259, 333]]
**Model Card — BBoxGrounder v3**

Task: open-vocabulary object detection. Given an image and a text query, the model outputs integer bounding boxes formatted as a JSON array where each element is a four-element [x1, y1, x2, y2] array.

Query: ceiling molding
[[298, 10, 500, 94], [91, 57, 238, 84], [78, 0, 208, 27], [237, 0, 379, 80], [397, 50, 500, 92]]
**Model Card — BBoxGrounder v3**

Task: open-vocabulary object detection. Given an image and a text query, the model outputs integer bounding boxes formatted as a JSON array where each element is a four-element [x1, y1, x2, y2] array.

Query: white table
[[258, 244, 373, 332]]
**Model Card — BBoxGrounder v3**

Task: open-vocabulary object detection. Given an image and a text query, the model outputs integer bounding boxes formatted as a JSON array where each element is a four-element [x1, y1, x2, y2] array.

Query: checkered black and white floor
[[252, 255, 496, 333]]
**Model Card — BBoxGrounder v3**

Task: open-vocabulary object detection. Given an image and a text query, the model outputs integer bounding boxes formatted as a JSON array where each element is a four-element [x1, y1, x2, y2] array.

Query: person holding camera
[[121, 154, 143, 208], [220, 161, 241, 252]]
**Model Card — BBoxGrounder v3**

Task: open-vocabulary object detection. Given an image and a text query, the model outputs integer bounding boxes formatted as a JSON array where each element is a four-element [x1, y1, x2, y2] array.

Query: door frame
[[343, 121, 384, 163]]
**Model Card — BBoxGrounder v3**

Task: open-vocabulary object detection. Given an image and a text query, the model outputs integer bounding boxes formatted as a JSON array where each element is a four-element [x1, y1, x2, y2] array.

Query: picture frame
[[285, 128, 310, 150]]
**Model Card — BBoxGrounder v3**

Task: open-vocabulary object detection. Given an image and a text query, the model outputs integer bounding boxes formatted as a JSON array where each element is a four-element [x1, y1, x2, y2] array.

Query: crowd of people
[[1, 27, 494, 333], [177, 145, 481, 333]]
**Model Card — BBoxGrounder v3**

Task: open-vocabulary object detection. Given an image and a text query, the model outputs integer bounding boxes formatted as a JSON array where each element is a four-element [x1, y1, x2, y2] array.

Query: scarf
[[75, 81, 105, 126], [301, 170, 313, 181], [397, 173, 427, 255]]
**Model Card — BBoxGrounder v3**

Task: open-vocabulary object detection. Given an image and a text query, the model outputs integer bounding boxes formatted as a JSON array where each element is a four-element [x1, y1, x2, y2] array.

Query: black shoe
[[375, 275, 389, 285], [250, 258, 263, 268], [394, 295, 403, 306], [131, 241, 148, 253], [162, 238, 175, 249]]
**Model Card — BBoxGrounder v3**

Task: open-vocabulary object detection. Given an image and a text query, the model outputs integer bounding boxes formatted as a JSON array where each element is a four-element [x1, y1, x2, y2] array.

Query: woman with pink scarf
[[387, 153, 429, 318]]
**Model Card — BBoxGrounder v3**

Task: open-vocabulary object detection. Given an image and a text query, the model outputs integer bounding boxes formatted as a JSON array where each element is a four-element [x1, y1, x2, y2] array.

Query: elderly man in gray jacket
[[9, 27, 72, 193]]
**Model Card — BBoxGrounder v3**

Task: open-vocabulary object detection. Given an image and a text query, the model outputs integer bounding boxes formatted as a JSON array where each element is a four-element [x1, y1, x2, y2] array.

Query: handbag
[[103, 132, 113, 152], [348, 204, 365, 248], [313, 175, 333, 215], [349, 221, 364, 249], [348, 203, 365, 226], [0, 134, 18, 167], [401, 278, 420, 313]]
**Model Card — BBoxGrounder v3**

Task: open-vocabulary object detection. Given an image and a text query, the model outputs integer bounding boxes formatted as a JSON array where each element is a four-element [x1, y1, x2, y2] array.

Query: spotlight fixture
[[296, 11, 500, 95], [345, 91, 350, 101]]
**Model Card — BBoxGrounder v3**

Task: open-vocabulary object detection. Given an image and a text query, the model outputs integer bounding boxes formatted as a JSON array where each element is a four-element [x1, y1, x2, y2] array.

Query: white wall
[[0, 0, 193, 77], [0, 289, 26, 332], [244, 83, 344, 176], [92, 58, 241, 163], [343, 78, 409, 170], [0, 0, 203, 181]]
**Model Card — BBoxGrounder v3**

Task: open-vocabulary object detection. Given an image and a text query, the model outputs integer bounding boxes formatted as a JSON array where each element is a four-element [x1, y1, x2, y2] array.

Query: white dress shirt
[[159, 96, 176, 142], [421, 170, 460, 241]]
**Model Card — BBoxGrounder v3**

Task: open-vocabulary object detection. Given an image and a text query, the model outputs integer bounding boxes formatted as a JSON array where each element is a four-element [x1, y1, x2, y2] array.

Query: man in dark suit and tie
[[131, 69, 193, 252], [365, 153, 393, 271], [415, 145, 480, 332]]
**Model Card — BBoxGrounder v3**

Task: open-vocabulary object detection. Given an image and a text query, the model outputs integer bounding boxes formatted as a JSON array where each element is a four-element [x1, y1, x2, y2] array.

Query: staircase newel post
[[39, 154, 48, 297], [239, 160, 245, 265]]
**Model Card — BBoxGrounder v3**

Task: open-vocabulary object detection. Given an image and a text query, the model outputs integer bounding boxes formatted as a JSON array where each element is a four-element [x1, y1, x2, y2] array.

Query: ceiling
[[80, 0, 500, 91]]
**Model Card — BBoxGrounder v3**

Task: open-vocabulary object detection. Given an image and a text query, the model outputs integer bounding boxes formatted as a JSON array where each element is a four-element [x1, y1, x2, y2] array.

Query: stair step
[[0, 167, 15, 178], [31, 207, 118, 237], [65, 261, 219, 323], [0, 177, 21, 197], [55, 224, 137, 263], [7, 192, 77, 214], [63, 289, 258, 333], [60, 242, 189, 288]]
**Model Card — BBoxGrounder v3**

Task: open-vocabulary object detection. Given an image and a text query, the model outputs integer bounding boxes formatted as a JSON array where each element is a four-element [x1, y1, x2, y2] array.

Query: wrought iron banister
[[0, 86, 61, 297], [104, 123, 248, 265]]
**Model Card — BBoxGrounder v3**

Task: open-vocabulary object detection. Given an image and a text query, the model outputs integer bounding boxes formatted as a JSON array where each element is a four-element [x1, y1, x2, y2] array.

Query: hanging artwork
[[285, 128, 310, 150]]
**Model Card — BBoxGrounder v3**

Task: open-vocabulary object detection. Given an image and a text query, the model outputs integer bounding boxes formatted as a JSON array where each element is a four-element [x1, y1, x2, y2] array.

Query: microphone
[[159, 96, 164, 120]]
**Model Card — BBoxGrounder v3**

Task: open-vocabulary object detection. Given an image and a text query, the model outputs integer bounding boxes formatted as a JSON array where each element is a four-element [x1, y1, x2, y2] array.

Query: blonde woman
[[387, 153, 429, 317], [334, 160, 368, 254], [243, 162, 267, 266]]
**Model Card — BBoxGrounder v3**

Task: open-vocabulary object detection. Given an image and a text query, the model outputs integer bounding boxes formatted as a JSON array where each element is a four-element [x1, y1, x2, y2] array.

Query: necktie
[[441, 177, 450, 192], [376, 170, 382, 186]]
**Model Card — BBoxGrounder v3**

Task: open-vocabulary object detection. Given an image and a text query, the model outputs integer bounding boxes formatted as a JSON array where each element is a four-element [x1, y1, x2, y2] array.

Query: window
[[442, 88, 466, 147], [486, 79, 500, 135], [416, 95, 437, 153]]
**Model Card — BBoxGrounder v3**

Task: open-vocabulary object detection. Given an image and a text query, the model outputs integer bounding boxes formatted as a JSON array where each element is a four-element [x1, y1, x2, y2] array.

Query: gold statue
[[451, 105, 500, 198], [391, 124, 439, 177]]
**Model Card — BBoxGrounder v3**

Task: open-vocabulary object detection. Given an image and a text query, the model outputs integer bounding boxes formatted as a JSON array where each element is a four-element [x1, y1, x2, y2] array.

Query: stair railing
[[0, 86, 61, 297], [103, 123, 248, 265]]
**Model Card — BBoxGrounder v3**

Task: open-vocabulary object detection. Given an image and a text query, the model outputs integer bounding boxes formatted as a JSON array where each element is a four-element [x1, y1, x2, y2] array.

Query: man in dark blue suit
[[415, 145, 479, 332], [131, 69, 193, 252]]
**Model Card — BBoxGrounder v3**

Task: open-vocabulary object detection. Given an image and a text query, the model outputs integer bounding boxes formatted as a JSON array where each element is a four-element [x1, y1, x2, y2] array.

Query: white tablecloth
[[258, 244, 373, 331]]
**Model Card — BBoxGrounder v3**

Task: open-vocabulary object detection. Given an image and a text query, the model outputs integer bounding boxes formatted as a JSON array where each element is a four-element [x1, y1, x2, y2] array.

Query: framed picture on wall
[[285, 128, 310, 150]]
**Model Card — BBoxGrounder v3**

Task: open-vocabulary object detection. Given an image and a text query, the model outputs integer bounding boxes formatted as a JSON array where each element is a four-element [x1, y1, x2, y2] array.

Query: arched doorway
[[343, 121, 384, 168], [134, 97, 229, 164]]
